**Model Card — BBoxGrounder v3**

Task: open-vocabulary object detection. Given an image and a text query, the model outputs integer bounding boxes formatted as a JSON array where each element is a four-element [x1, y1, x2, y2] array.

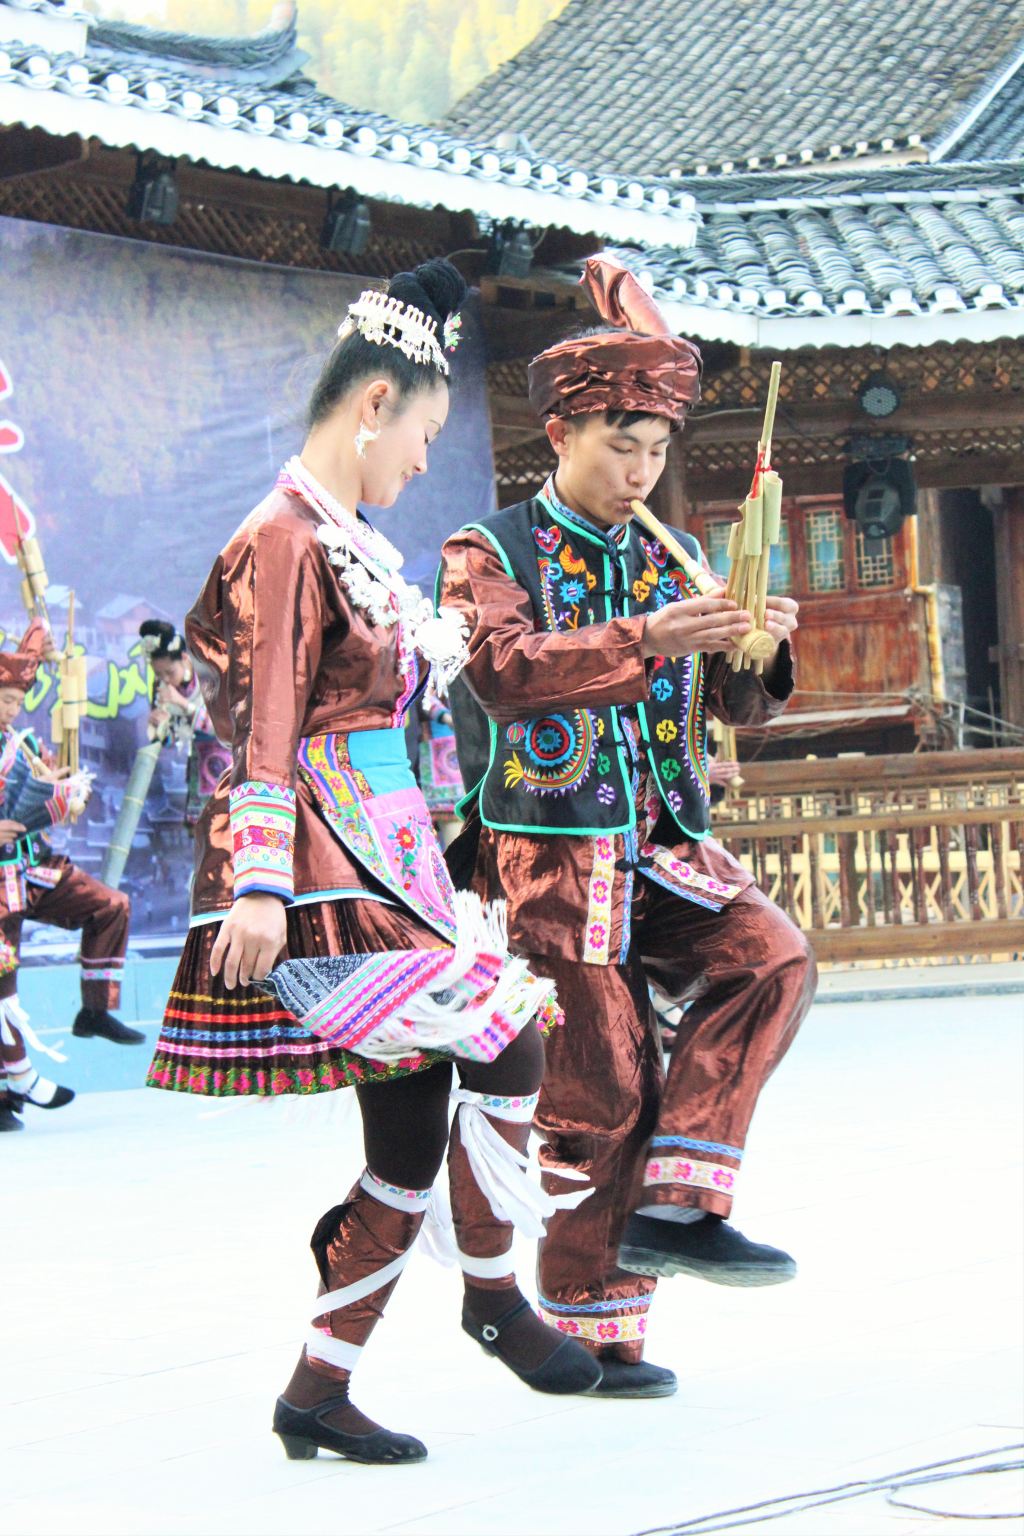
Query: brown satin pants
[[527, 877, 816, 1361], [0, 865, 130, 1011]]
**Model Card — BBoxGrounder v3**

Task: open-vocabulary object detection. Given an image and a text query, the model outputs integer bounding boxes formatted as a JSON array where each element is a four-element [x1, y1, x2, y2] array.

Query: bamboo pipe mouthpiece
[[629, 501, 776, 660]]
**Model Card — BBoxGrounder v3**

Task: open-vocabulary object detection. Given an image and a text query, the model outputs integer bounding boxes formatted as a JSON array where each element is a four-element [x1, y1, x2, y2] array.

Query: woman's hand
[[210, 893, 288, 990], [0, 819, 26, 842], [159, 683, 190, 711]]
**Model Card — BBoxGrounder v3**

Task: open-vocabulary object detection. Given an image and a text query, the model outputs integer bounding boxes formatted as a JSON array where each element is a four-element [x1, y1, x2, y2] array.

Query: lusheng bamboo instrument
[[629, 502, 777, 662], [49, 593, 90, 818], [725, 360, 784, 673]]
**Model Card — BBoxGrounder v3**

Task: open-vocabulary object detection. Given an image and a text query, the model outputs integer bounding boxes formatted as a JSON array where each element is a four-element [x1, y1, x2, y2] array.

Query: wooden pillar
[[992, 487, 1024, 730], [649, 436, 691, 530]]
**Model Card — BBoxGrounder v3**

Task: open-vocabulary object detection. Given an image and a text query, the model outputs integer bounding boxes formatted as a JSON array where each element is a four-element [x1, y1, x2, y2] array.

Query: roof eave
[[653, 298, 1024, 351], [0, 80, 699, 250]]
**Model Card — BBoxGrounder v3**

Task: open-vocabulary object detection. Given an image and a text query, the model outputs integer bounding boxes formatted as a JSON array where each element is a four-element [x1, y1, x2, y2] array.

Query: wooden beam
[[807, 917, 1024, 961], [687, 391, 1024, 446], [0, 125, 87, 182], [731, 747, 1024, 791], [686, 454, 1024, 502]]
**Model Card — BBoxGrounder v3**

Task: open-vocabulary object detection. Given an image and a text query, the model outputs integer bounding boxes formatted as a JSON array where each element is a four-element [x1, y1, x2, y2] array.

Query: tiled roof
[[545, 163, 1024, 348], [445, 0, 1024, 179], [955, 66, 1024, 161], [0, 3, 697, 248], [87, 13, 312, 88]]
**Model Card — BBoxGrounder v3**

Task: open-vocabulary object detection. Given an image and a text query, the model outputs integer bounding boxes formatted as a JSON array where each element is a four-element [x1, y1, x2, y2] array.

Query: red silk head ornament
[[527, 256, 702, 426], [0, 619, 47, 691]]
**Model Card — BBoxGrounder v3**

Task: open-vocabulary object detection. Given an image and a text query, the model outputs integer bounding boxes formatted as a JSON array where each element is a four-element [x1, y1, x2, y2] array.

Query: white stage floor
[[3, 992, 1022, 1536]]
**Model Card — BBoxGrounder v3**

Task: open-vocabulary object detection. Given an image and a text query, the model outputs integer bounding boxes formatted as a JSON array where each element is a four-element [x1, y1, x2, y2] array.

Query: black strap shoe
[[0, 1098, 24, 1132], [72, 1008, 145, 1046], [588, 1359, 677, 1398], [272, 1396, 427, 1464], [619, 1212, 797, 1286], [8, 1081, 75, 1111], [462, 1297, 603, 1395]]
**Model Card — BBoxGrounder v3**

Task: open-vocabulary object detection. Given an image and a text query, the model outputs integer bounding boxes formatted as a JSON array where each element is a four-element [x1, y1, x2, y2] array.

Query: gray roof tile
[[445, 0, 1024, 177], [556, 164, 1024, 319]]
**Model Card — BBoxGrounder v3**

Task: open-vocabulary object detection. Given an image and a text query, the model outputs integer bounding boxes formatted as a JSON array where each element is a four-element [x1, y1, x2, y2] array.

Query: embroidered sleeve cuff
[[229, 781, 296, 903]]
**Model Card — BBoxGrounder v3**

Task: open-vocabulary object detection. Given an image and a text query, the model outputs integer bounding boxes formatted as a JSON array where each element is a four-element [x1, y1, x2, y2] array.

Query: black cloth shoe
[[0, 1097, 24, 1132], [272, 1396, 426, 1464], [619, 1212, 797, 1287], [588, 1359, 677, 1398], [72, 1008, 145, 1046], [463, 1297, 603, 1395]]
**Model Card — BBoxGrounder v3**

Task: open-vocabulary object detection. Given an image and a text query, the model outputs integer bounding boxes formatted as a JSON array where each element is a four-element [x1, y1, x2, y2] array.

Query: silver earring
[[354, 420, 380, 458]]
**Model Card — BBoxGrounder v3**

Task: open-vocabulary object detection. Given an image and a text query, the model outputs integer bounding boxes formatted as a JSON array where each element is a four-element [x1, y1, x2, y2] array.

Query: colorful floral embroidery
[[583, 832, 616, 965], [229, 781, 296, 901], [656, 719, 678, 743], [538, 1308, 648, 1344], [596, 783, 616, 805], [644, 1155, 737, 1193], [533, 525, 561, 553], [503, 712, 595, 797], [651, 676, 674, 702]]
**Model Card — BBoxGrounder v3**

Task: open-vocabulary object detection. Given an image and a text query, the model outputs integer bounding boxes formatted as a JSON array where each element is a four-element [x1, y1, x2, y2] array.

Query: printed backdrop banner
[[0, 214, 496, 940]]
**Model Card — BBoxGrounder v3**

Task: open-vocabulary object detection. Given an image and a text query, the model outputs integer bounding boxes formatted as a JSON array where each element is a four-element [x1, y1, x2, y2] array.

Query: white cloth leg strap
[[451, 1088, 592, 1241], [306, 1170, 424, 1372], [0, 996, 67, 1064]]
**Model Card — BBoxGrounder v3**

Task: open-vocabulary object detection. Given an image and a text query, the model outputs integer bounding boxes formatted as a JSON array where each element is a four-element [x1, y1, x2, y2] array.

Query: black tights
[[355, 1019, 544, 1190]]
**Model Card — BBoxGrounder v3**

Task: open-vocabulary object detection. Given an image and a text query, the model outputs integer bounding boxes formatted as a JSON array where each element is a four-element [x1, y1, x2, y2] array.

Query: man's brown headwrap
[[0, 619, 47, 692], [527, 256, 702, 427]]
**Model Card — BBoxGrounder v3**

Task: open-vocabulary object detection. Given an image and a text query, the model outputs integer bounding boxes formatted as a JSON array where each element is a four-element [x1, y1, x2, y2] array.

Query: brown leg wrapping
[[529, 949, 662, 1363], [307, 1177, 425, 1374], [639, 877, 816, 1219]]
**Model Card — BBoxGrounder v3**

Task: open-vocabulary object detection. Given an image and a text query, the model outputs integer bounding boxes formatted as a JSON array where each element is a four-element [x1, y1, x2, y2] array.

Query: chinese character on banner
[[0, 357, 36, 563]]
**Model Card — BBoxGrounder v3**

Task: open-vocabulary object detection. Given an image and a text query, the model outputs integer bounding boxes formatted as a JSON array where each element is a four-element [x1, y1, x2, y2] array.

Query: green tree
[[86, 0, 570, 122]]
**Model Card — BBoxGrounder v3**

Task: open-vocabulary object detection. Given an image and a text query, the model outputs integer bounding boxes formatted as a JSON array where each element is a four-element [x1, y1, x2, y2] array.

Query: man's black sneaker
[[587, 1359, 677, 1398], [72, 1008, 145, 1046], [619, 1212, 796, 1287]]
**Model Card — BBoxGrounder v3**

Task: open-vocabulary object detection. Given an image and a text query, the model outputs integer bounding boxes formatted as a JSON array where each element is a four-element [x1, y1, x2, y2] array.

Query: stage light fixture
[[321, 191, 372, 256], [127, 154, 179, 226], [485, 221, 535, 277], [857, 371, 901, 419], [842, 454, 916, 544]]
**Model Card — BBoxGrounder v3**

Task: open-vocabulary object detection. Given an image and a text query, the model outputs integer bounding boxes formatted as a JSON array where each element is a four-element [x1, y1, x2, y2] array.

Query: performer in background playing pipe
[[0, 621, 142, 1049], [439, 256, 816, 1398], [140, 619, 229, 828]]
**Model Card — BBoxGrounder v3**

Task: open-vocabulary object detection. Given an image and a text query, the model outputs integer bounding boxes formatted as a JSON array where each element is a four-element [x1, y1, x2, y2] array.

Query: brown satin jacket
[[185, 486, 417, 916]]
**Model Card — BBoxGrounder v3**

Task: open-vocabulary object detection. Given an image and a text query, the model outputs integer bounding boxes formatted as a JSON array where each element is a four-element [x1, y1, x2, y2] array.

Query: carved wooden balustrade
[[713, 750, 1024, 961]]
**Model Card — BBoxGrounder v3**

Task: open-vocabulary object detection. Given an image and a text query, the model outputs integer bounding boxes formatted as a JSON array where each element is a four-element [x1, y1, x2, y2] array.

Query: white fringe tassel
[[349, 892, 552, 1063]]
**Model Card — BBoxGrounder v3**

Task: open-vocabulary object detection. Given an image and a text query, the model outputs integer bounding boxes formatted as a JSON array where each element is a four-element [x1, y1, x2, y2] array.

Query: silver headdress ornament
[[338, 289, 452, 376]]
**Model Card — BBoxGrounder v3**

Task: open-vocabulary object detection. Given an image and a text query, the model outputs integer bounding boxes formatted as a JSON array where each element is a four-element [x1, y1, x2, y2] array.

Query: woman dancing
[[147, 259, 599, 1465]]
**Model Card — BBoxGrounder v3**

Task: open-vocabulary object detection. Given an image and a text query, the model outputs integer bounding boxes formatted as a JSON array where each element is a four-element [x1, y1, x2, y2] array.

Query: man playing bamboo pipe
[[0, 622, 140, 1049], [438, 257, 816, 1397]]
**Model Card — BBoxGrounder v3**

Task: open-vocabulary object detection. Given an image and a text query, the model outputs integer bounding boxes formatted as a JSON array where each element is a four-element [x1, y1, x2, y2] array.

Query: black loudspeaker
[[842, 458, 916, 541]]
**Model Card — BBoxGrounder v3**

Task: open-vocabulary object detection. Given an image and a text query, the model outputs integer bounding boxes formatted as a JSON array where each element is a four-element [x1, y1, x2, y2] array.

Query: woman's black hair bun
[[139, 619, 177, 646], [388, 258, 467, 329]]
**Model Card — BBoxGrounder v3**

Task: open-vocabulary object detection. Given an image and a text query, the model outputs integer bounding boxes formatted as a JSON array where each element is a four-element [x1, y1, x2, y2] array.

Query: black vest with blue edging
[[444, 495, 713, 841]]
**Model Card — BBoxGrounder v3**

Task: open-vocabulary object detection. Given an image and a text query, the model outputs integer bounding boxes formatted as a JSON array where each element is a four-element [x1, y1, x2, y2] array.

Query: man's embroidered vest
[[446, 497, 713, 840]]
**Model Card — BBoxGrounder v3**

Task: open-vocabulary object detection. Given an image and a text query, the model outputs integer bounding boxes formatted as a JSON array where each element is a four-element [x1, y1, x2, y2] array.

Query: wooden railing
[[714, 750, 1024, 961]]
